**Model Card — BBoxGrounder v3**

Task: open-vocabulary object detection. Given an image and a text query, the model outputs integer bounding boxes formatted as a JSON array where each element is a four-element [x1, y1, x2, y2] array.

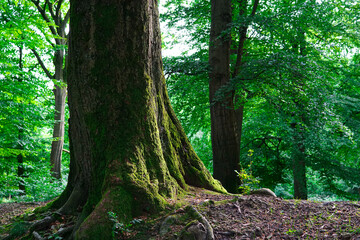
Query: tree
[[52, 0, 224, 238], [236, 0, 360, 199], [208, 0, 240, 193], [162, 0, 360, 199], [0, 1, 59, 200], [208, 0, 259, 193], [30, 0, 70, 179]]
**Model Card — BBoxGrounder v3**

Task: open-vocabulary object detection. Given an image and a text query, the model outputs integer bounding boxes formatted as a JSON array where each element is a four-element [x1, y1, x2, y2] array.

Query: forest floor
[[1, 188, 360, 239]]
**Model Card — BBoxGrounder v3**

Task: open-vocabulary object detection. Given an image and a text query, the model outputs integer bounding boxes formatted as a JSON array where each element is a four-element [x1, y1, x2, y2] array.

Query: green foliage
[[236, 160, 261, 194], [0, 0, 358, 203], [108, 211, 143, 239], [164, 53, 214, 171], [162, 0, 360, 200], [0, 0, 69, 203]]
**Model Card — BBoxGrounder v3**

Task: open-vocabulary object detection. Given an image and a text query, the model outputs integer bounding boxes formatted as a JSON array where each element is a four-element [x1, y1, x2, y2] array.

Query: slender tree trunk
[[17, 46, 25, 194], [30, 0, 69, 179], [232, 0, 259, 154], [50, 47, 67, 179], [53, 1, 225, 238], [209, 0, 240, 193]]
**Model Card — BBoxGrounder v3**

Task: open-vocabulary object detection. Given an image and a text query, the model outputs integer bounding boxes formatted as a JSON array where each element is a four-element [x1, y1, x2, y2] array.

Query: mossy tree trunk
[[209, 0, 240, 193], [54, 0, 225, 239]]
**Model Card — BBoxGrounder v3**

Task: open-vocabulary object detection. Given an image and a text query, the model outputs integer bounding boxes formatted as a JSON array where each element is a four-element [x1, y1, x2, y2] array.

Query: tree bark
[[291, 122, 308, 199], [54, 1, 225, 239], [17, 46, 25, 195], [291, 30, 308, 200], [50, 48, 67, 179], [209, 0, 240, 193]]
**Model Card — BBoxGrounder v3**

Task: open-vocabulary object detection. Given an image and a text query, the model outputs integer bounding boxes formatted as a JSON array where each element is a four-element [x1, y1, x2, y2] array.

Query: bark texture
[[56, 1, 225, 239], [50, 83, 66, 179], [209, 0, 240, 193], [50, 22, 67, 180]]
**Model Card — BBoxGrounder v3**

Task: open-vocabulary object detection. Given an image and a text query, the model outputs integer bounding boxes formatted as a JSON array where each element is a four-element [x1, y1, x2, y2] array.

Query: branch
[[56, 0, 64, 19], [250, 0, 260, 16], [31, 49, 54, 79], [59, 10, 70, 36], [232, 0, 260, 78], [30, 0, 58, 37], [62, 149, 70, 153], [46, 0, 57, 24]]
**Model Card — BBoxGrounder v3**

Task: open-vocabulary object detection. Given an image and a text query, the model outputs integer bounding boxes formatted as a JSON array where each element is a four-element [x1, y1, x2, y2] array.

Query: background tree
[[51, 0, 224, 238], [0, 0, 68, 202], [208, 0, 240, 193], [30, 0, 70, 179], [162, 0, 360, 200]]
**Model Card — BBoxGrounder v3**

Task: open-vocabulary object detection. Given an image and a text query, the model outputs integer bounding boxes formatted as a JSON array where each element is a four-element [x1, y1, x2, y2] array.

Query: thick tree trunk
[[209, 0, 240, 193], [291, 122, 307, 199], [55, 1, 225, 239], [291, 30, 308, 200], [293, 149, 307, 199]]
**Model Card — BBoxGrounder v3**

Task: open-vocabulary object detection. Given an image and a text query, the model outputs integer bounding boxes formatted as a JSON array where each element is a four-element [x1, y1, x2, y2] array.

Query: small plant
[[286, 228, 296, 234], [269, 207, 274, 214], [236, 158, 261, 194], [48, 234, 63, 240], [108, 211, 143, 239], [286, 228, 302, 236], [293, 199, 301, 208]]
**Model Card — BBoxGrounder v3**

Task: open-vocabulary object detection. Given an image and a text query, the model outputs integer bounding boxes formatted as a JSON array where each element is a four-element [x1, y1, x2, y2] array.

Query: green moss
[[76, 187, 133, 240], [33, 199, 56, 214]]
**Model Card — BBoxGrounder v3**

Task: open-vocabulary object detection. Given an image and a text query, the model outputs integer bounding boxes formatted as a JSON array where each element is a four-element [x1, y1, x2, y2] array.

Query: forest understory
[[1, 188, 360, 240]]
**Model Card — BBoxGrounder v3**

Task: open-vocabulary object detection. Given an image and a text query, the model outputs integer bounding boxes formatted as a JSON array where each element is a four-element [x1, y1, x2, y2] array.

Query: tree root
[[32, 231, 44, 240], [30, 216, 56, 232], [181, 206, 215, 240]]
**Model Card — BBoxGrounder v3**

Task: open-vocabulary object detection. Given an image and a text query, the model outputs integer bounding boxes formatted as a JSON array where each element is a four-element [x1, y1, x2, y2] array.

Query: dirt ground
[[2, 188, 360, 239], [0, 201, 48, 226]]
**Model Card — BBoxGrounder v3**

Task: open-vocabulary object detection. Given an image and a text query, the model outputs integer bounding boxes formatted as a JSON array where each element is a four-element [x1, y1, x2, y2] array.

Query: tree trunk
[[293, 149, 307, 199], [291, 30, 308, 200], [54, 1, 225, 239], [209, 0, 240, 193], [30, 0, 69, 179], [232, 0, 259, 163], [291, 122, 307, 199], [17, 46, 25, 195], [50, 48, 67, 179]]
